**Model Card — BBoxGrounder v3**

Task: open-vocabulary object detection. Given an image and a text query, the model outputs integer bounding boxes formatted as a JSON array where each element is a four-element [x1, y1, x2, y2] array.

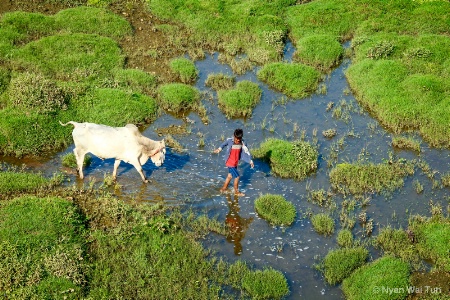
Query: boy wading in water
[[214, 129, 254, 196]]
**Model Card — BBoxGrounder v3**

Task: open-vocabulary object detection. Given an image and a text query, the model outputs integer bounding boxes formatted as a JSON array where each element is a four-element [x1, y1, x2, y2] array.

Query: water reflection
[[225, 193, 253, 255]]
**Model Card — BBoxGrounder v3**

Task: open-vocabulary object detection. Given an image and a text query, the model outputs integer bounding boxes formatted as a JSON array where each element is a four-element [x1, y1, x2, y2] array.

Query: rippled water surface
[[4, 42, 449, 299]]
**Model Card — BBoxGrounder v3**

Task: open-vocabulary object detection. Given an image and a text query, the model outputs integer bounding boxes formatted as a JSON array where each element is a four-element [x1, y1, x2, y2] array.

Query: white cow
[[60, 121, 165, 183]]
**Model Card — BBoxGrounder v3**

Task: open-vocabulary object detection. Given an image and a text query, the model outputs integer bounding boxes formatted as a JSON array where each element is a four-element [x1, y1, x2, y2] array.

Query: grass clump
[[0, 170, 51, 196], [12, 33, 124, 82], [242, 268, 290, 300], [0, 196, 87, 299], [112, 68, 158, 94], [257, 62, 320, 99], [205, 73, 235, 91], [62, 153, 92, 169], [374, 227, 420, 268], [157, 83, 200, 113], [329, 160, 415, 195], [7, 72, 68, 113], [337, 229, 354, 248], [72, 88, 159, 126], [254, 194, 296, 226], [392, 136, 421, 152], [294, 34, 343, 71], [319, 246, 368, 285], [311, 213, 334, 236], [53, 6, 132, 39], [409, 215, 450, 271], [169, 57, 198, 83], [442, 173, 450, 187], [253, 138, 318, 180], [217, 80, 261, 118], [342, 256, 410, 300]]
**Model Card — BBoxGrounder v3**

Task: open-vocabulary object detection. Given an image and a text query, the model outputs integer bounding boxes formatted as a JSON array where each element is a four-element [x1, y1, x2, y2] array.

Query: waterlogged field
[[0, 0, 449, 299]]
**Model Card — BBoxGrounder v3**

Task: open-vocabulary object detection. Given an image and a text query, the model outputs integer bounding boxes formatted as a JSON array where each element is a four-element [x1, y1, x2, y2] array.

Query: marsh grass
[[409, 214, 450, 271], [337, 229, 354, 248], [319, 246, 368, 285], [169, 57, 198, 83], [242, 268, 290, 300], [257, 62, 320, 99], [62, 153, 92, 168], [205, 73, 235, 90], [157, 83, 200, 113], [442, 173, 450, 188], [0, 170, 51, 196], [342, 256, 410, 300], [392, 136, 421, 152], [307, 188, 334, 208], [254, 194, 296, 226], [253, 138, 318, 180], [217, 80, 261, 118], [294, 34, 343, 71], [374, 226, 422, 270], [73, 88, 159, 126], [329, 160, 415, 196], [0, 196, 87, 298], [311, 213, 334, 236]]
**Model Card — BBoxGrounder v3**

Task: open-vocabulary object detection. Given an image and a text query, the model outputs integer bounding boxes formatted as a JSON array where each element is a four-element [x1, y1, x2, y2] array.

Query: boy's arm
[[241, 142, 254, 168], [214, 139, 230, 153]]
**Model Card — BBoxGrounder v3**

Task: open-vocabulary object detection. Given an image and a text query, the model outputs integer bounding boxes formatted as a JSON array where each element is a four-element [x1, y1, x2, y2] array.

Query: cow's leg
[[73, 147, 86, 179], [112, 159, 121, 180], [130, 159, 148, 183]]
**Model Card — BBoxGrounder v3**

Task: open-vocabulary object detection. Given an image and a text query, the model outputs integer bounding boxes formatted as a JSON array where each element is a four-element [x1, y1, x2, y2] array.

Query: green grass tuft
[[294, 34, 343, 71], [311, 213, 334, 236], [257, 62, 320, 99], [157, 83, 200, 113], [242, 268, 290, 300], [342, 256, 410, 300], [217, 80, 261, 118], [321, 247, 368, 285], [169, 57, 198, 83], [254, 194, 296, 226], [253, 138, 318, 180], [337, 229, 354, 248]]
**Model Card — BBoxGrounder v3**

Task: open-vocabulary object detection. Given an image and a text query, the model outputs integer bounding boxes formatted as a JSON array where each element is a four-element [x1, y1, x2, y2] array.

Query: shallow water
[[3, 41, 449, 299]]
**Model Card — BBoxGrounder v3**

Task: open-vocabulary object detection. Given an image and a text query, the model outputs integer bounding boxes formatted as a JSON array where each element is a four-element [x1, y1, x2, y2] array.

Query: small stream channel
[[2, 41, 449, 299]]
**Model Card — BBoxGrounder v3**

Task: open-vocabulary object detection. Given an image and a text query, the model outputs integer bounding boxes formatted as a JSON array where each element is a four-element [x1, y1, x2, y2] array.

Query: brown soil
[[0, 0, 187, 82]]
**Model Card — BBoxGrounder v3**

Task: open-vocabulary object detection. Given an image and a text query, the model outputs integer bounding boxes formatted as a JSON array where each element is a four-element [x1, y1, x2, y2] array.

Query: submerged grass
[[329, 160, 415, 196]]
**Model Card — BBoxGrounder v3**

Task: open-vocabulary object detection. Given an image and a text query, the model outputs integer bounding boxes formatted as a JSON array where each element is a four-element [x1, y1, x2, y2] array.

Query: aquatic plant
[[322, 128, 337, 139], [392, 136, 421, 152], [62, 153, 91, 169], [253, 138, 318, 180], [319, 246, 368, 285], [254, 194, 296, 226], [337, 229, 354, 248], [205, 73, 235, 91], [342, 256, 410, 300], [169, 57, 198, 83], [329, 160, 415, 195], [311, 213, 334, 236], [217, 80, 261, 118]]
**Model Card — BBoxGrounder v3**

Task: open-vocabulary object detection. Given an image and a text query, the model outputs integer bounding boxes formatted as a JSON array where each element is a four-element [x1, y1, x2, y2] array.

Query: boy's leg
[[233, 177, 244, 196], [221, 173, 232, 192]]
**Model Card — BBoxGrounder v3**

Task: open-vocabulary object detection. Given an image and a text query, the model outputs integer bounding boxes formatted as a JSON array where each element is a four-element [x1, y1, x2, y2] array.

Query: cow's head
[[150, 139, 166, 167]]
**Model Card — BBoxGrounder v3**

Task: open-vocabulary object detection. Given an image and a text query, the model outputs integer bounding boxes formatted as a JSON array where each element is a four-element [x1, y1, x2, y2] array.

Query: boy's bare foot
[[235, 192, 245, 197], [220, 188, 229, 194]]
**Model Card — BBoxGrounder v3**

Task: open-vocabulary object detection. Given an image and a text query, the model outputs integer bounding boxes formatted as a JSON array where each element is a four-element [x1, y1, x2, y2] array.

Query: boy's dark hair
[[234, 128, 243, 140]]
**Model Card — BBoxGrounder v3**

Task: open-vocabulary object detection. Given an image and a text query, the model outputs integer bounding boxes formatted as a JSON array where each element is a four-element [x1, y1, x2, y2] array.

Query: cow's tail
[[59, 121, 77, 127]]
